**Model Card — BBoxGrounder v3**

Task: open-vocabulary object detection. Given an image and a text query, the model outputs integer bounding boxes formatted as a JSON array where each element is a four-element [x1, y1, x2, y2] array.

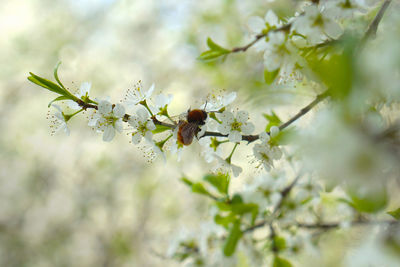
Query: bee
[[177, 108, 208, 146]]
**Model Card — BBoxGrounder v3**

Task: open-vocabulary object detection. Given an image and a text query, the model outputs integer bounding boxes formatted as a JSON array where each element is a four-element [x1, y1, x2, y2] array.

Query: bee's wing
[[161, 112, 187, 125], [178, 122, 198, 145]]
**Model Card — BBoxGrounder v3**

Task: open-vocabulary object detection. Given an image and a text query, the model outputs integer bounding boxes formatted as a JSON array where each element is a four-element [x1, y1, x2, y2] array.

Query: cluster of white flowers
[[89, 100, 125, 142], [253, 127, 282, 171], [247, 0, 374, 84]]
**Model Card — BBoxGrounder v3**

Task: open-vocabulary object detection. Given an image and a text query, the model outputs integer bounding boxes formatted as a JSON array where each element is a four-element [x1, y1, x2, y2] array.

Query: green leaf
[[272, 236, 286, 252], [197, 38, 231, 61], [215, 201, 232, 212], [306, 36, 357, 100], [198, 50, 228, 61], [223, 219, 242, 257], [207, 37, 230, 53], [181, 177, 194, 187], [263, 111, 281, 132], [203, 173, 230, 195], [264, 68, 280, 84], [192, 183, 212, 197], [53, 61, 66, 90], [28, 72, 72, 97], [48, 96, 72, 108], [214, 214, 236, 228], [387, 208, 400, 220], [349, 184, 388, 213], [273, 256, 293, 267], [152, 124, 172, 134], [231, 203, 259, 225]]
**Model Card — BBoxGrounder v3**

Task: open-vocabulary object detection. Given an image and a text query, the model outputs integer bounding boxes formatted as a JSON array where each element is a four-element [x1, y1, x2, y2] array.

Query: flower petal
[[236, 110, 249, 123], [113, 104, 125, 118], [103, 126, 115, 142], [99, 100, 112, 115]]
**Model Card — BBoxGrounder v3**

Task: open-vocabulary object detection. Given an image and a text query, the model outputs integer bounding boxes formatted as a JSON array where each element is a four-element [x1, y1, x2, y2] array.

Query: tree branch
[[361, 0, 392, 44], [278, 91, 329, 131], [231, 23, 292, 53]]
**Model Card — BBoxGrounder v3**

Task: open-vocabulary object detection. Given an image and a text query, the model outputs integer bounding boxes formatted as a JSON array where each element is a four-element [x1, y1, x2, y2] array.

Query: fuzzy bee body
[[177, 109, 207, 146]]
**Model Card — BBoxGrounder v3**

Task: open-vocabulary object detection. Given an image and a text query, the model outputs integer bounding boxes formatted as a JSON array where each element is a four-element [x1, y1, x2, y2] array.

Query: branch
[[297, 219, 397, 230], [77, 91, 328, 143], [243, 174, 302, 234], [278, 91, 329, 131], [231, 23, 292, 53], [361, 0, 392, 44]]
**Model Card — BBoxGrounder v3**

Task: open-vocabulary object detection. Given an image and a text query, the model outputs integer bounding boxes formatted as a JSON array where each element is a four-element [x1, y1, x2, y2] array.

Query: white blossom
[[217, 110, 255, 143], [321, 0, 368, 19], [89, 100, 125, 142], [270, 125, 280, 137], [150, 93, 173, 115], [198, 137, 224, 163], [128, 108, 156, 144], [212, 155, 242, 177], [248, 10, 282, 52], [48, 104, 70, 136], [293, 5, 343, 44], [124, 80, 154, 107], [253, 132, 282, 171], [201, 91, 237, 112], [67, 82, 91, 110]]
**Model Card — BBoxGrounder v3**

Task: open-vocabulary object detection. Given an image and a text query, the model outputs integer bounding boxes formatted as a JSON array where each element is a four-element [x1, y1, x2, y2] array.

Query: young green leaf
[[273, 256, 293, 267], [206, 38, 230, 53], [48, 96, 73, 108], [28, 72, 73, 98], [231, 203, 259, 225], [203, 173, 230, 195], [181, 177, 194, 187], [223, 219, 242, 256], [263, 111, 281, 132], [53, 61, 67, 90], [152, 124, 172, 134], [264, 68, 280, 84], [387, 208, 400, 220], [191, 183, 213, 197], [198, 50, 228, 61]]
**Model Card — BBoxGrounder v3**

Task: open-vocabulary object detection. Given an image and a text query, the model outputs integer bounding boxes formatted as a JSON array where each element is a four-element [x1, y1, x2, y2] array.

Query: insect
[[177, 108, 208, 146]]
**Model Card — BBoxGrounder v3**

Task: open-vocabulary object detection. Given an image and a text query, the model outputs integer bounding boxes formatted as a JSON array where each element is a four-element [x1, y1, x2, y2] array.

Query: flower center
[[231, 120, 242, 131]]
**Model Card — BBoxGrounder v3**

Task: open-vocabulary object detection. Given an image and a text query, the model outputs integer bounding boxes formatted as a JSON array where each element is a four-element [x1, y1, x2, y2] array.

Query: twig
[[297, 219, 397, 230], [279, 91, 329, 131], [243, 174, 302, 234], [361, 0, 392, 45], [231, 24, 292, 53]]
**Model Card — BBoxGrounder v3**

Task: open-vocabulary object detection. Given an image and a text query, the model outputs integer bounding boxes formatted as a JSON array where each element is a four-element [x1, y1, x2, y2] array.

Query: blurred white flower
[[321, 0, 368, 19], [270, 125, 280, 137], [212, 155, 242, 177], [201, 91, 237, 112], [198, 137, 224, 163], [128, 108, 156, 144], [68, 82, 91, 110], [124, 80, 154, 107], [217, 110, 255, 142], [293, 5, 343, 44], [89, 100, 125, 142], [248, 10, 282, 52], [253, 132, 282, 171], [48, 104, 70, 136], [150, 93, 173, 115]]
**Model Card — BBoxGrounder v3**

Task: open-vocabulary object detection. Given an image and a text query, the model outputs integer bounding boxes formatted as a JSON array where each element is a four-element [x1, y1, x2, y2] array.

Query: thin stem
[[231, 23, 292, 53], [361, 0, 392, 45], [278, 91, 329, 131]]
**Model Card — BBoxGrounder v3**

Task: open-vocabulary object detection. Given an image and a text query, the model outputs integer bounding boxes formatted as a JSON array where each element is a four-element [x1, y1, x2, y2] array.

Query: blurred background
[[1, 0, 400, 266], [1, 0, 295, 266]]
